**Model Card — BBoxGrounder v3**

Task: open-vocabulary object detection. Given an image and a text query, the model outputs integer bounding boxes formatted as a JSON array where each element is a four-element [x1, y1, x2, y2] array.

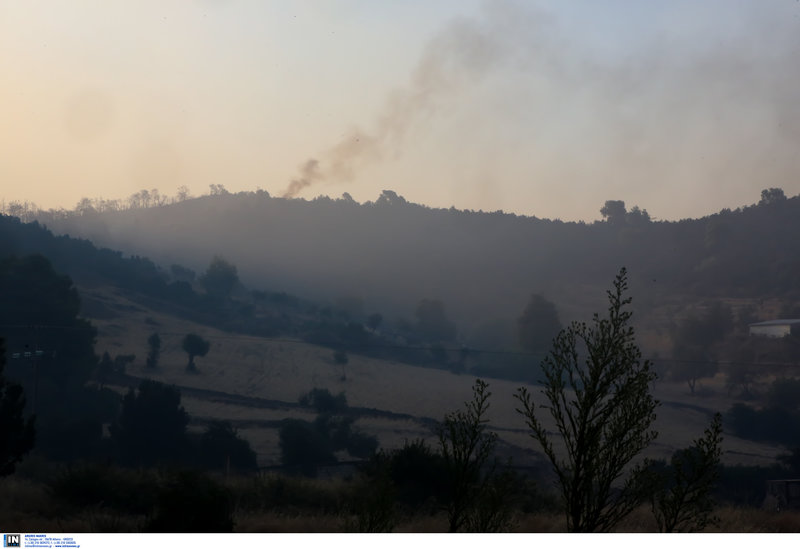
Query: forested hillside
[[26, 187, 800, 328]]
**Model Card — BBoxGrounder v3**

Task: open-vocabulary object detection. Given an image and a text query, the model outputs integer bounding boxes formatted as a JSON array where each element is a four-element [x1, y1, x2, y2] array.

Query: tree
[[0, 338, 36, 476], [199, 420, 258, 473], [626, 206, 651, 225], [199, 256, 239, 299], [278, 418, 336, 476], [438, 379, 511, 533], [759, 187, 786, 206], [517, 294, 562, 355], [650, 413, 723, 533], [145, 470, 233, 533], [415, 299, 456, 342], [515, 268, 658, 532], [175, 185, 192, 202], [668, 303, 733, 394], [110, 379, 190, 466], [182, 333, 210, 372], [282, 389, 377, 476], [600, 200, 627, 225], [366, 313, 383, 332], [146, 333, 161, 369]]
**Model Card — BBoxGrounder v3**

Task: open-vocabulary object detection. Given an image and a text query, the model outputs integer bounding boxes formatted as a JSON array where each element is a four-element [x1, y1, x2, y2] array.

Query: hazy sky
[[2, 0, 800, 221]]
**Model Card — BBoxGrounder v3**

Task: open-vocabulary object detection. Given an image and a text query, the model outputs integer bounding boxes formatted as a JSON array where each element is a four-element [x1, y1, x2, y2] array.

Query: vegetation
[[650, 413, 724, 532], [145, 333, 161, 369], [0, 338, 36, 476], [109, 380, 190, 467], [6, 188, 800, 531], [182, 333, 210, 372], [438, 378, 512, 532], [515, 268, 658, 532], [279, 389, 378, 476], [199, 421, 259, 473], [517, 294, 561, 356], [668, 302, 733, 394], [200, 256, 239, 300]]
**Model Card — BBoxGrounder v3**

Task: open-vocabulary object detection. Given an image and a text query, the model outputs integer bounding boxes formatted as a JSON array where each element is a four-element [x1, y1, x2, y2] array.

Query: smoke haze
[[2, 1, 800, 220]]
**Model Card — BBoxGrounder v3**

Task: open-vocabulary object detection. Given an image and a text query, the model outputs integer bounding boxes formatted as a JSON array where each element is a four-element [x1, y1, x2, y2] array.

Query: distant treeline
[[19, 187, 800, 329]]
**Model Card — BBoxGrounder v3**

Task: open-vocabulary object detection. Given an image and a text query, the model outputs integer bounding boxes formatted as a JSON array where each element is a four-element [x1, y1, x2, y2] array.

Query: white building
[[749, 319, 800, 338]]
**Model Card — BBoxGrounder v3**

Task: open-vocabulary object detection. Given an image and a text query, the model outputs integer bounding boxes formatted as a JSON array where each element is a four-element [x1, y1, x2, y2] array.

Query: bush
[[145, 470, 233, 533], [48, 464, 159, 515], [299, 388, 348, 415], [235, 473, 353, 515], [279, 419, 335, 477], [767, 378, 800, 412], [109, 380, 190, 467], [365, 439, 448, 511], [715, 464, 788, 507], [198, 421, 258, 473], [728, 403, 800, 445]]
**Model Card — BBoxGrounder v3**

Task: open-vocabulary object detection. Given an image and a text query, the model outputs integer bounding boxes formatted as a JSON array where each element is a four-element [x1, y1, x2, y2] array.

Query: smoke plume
[[282, 5, 528, 198]]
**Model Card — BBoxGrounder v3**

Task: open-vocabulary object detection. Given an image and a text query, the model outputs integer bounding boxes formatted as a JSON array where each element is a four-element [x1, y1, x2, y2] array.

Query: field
[[81, 285, 784, 470]]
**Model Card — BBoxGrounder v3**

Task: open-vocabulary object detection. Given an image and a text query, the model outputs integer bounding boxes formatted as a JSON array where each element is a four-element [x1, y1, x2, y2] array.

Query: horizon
[[3, 182, 791, 225]]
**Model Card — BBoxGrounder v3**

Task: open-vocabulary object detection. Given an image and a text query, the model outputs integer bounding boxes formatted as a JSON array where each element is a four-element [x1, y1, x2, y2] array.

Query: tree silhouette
[[650, 413, 723, 532], [515, 268, 658, 532], [182, 333, 210, 372], [199, 421, 258, 473], [600, 200, 627, 225], [517, 294, 562, 355], [146, 333, 161, 369], [759, 187, 786, 206], [110, 379, 189, 467], [0, 338, 36, 476], [415, 299, 456, 342], [439, 379, 511, 532], [200, 256, 238, 299]]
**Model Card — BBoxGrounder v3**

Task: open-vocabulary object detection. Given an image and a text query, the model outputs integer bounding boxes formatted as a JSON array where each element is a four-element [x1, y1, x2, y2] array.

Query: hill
[[0, 213, 785, 470], [27, 187, 800, 338]]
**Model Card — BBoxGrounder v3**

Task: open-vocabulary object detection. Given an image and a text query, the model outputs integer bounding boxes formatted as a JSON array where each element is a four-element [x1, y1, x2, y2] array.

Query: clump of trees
[[110, 379, 190, 467], [668, 301, 734, 394], [200, 256, 239, 300], [279, 389, 378, 476]]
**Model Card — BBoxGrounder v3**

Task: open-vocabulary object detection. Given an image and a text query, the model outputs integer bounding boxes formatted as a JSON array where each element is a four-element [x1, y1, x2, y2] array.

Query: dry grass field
[[81, 285, 785, 470]]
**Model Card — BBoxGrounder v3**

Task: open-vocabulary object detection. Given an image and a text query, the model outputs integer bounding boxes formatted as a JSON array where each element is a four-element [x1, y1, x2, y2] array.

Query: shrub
[[279, 419, 335, 477], [48, 464, 159, 515], [198, 421, 258, 473], [145, 470, 233, 533], [299, 388, 348, 415]]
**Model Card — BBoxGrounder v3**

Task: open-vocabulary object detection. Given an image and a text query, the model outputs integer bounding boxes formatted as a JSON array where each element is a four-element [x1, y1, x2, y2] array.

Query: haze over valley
[[3, 0, 800, 534]]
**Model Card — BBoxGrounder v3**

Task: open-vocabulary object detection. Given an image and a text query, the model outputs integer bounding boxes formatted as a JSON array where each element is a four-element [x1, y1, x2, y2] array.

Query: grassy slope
[[82, 285, 784, 469]]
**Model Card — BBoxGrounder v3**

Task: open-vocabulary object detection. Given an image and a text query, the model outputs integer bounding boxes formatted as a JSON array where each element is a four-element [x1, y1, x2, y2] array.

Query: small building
[[749, 319, 800, 338]]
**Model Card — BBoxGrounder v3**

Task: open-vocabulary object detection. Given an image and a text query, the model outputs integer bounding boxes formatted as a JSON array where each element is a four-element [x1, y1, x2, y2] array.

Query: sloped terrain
[[82, 284, 785, 469]]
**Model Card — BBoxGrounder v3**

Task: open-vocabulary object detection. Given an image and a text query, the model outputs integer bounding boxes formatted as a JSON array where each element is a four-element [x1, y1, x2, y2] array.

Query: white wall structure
[[749, 319, 800, 338]]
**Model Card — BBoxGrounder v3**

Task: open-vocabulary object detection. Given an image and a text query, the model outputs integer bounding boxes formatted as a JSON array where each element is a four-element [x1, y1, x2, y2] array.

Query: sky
[[2, 0, 800, 222]]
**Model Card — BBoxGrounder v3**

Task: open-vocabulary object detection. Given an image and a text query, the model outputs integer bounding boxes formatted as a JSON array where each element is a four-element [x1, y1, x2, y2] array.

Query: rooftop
[[749, 319, 800, 327]]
